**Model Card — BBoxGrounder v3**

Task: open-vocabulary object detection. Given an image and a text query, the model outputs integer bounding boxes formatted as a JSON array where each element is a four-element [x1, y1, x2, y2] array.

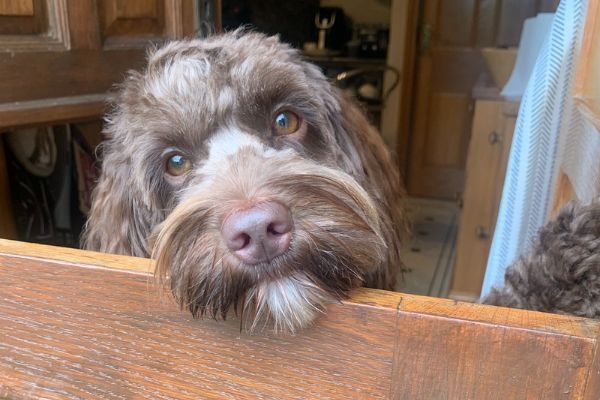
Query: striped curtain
[[481, 0, 589, 297]]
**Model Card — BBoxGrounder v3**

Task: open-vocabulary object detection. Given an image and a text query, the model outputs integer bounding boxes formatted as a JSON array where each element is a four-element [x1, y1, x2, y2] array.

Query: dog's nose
[[221, 201, 293, 264]]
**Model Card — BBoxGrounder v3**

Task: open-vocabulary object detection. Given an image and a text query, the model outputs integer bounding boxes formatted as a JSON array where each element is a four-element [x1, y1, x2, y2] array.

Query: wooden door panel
[[97, 0, 192, 47], [0, 0, 45, 35], [406, 0, 557, 199], [0, 50, 147, 104], [0, 1, 196, 104], [98, 0, 165, 38], [0, 1, 196, 240], [407, 0, 483, 199], [438, 0, 475, 46], [408, 47, 482, 198], [0, 0, 68, 50], [424, 94, 471, 168], [0, 0, 35, 15]]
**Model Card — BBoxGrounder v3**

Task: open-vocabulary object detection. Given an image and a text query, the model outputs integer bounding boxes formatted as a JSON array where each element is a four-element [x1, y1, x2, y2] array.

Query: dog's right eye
[[273, 111, 301, 135], [166, 154, 192, 176]]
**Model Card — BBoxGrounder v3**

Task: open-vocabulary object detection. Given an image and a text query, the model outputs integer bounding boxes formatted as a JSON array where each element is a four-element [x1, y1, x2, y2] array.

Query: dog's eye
[[273, 111, 300, 135], [166, 154, 192, 176]]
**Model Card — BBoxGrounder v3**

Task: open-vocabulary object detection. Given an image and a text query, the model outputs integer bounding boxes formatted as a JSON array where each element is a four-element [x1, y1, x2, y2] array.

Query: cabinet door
[[0, 0, 197, 239], [450, 100, 517, 300]]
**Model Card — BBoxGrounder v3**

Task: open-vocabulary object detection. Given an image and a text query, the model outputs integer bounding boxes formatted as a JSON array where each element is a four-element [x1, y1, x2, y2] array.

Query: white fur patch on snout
[[185, 127, 294, 197]]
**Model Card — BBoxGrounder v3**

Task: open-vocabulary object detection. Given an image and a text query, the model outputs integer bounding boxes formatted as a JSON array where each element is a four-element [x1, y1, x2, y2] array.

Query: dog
[[482, 200, 600, 319], [83, 30, 406, 332]]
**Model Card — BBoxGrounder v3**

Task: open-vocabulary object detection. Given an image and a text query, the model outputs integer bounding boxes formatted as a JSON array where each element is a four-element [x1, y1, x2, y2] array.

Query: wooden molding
[[66, 0, 101, 50], [164, 0, 183, 38], [0, 0, 70, 51], [0, 94, 108, 131], [97, 0, 196, 49]]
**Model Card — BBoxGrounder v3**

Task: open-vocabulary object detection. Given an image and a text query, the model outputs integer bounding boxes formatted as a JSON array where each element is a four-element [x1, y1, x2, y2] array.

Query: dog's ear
[[330, 91, 407, 289], [81, 151, 155, 257]]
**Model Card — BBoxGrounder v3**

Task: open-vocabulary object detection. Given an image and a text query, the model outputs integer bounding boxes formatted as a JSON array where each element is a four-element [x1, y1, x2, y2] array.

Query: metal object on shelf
[[335, 65, 400, 105]]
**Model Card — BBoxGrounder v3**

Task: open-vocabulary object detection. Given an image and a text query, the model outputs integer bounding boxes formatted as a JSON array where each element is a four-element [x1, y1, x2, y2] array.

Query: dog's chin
[[244, 272, 335, 333], [151, 155, 387, 333]]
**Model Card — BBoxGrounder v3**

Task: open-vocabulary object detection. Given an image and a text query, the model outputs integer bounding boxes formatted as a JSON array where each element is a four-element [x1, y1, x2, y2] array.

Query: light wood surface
[[450, 100, 517, 300], [1, 239, 599, 399], [573, 0, 600, 130]]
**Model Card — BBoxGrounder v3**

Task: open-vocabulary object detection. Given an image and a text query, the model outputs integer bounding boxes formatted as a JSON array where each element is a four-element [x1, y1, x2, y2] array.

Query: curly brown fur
[[483, 200, 600, 318], [83, 30, 405, 332]]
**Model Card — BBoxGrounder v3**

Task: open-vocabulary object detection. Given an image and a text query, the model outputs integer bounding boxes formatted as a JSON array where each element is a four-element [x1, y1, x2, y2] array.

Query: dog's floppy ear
[[331, 91, 407, 289], [82, 151, 155, 256]]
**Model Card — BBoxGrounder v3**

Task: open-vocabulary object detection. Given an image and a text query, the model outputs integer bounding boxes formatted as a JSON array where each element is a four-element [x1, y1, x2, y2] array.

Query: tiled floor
[[396, 197, 459, 298]]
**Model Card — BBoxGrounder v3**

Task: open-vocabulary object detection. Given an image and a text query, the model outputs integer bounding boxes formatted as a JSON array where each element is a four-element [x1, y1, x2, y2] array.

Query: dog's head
[[84, 31, 404, 332]]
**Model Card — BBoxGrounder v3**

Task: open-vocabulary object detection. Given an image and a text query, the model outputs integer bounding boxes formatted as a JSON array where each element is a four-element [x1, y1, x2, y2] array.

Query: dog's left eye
[[273, 111, 300, 135], [166, 154, 192, 176]]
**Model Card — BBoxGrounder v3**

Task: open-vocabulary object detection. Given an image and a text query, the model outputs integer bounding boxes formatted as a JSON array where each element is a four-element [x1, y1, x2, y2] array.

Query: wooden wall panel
[[98, 0, 166, 46], [96, 0, 196, 47], [66, 0, 101, 49], [0, 0, 34, 15], [0, 50, 147, 104], [0, 0, 46, 35], [0, 0, 69, 51]]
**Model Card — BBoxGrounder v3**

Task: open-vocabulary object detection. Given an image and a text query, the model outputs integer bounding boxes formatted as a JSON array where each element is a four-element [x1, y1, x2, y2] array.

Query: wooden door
[[0, 0, 197, 239], [405, 0, 557, 199]]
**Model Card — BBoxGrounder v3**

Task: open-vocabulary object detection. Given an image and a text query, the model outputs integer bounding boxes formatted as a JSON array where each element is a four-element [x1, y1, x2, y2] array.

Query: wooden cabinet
[[449, 99, 518, 301], [0, 0, 198, 241]]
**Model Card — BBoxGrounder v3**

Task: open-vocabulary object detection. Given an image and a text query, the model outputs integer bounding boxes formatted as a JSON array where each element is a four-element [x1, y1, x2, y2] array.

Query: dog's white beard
[[245, 271, 333, 333]]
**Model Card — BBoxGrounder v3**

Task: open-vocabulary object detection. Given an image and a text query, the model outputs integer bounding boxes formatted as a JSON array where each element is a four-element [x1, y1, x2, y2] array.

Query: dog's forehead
[[147, 33, 306, 90], [136, 33, 325, 133], [126, 32, 336, 148]]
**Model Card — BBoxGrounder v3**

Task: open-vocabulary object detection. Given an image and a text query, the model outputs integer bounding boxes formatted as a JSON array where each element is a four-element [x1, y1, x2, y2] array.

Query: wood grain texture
[[0, 0, 43, 35], [0, 50, 146, 104], [1, 240, 600, 398], [550, 171, 577, 219], [66, 0, 102, 49], [393, 297, 600, 399], [572, 0, 600, 131], [450, 100, 517, 300], [0, 0, 34, 16], [0, 242, 398, 399], [0, 94, 108, 131]]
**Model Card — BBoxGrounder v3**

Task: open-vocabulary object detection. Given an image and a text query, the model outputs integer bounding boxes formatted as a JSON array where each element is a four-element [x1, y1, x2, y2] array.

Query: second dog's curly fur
[[483, 200, 600, 319]]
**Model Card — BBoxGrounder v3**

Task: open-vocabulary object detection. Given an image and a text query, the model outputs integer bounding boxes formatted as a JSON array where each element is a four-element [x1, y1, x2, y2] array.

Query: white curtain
[[481, 0, 589, 297]]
